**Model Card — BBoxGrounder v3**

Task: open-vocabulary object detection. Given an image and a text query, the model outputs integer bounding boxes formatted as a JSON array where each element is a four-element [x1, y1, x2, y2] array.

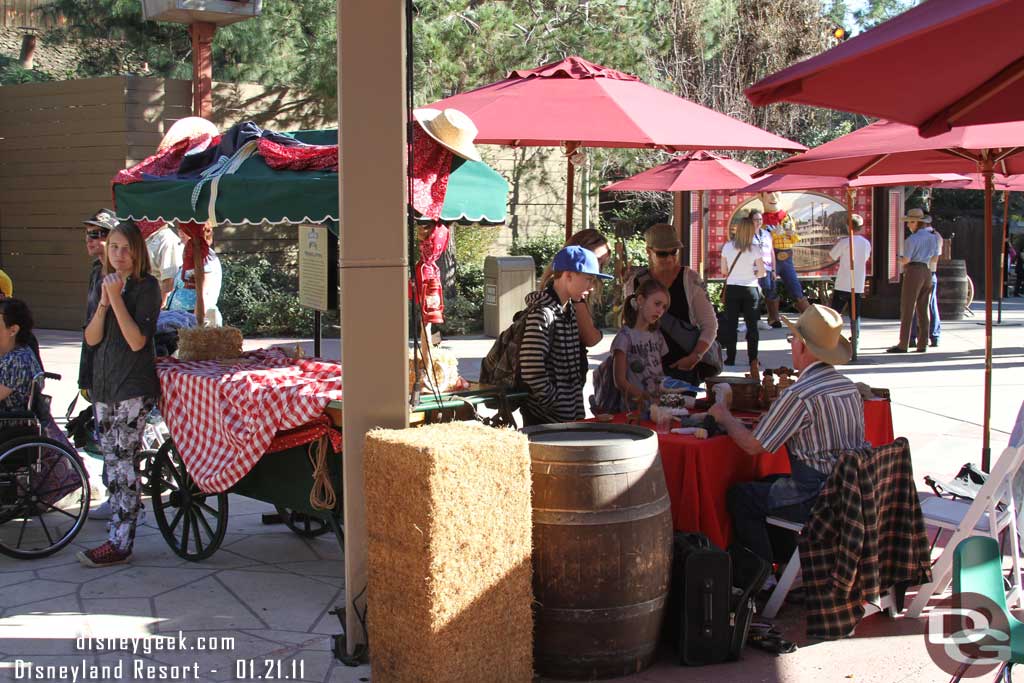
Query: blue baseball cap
[[552, 245, 613, 280]]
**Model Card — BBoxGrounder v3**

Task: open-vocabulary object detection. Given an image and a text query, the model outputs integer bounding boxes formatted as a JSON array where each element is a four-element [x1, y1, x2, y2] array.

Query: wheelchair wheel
[[0, 435, 90, 559], [274, 506, 331, 537], [149, 439, 227, 561]]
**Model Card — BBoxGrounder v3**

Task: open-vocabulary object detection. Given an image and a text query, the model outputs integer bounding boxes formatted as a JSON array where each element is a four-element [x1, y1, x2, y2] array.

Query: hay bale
[[176, 326, 243, 361], [364, 423, 533, 682]]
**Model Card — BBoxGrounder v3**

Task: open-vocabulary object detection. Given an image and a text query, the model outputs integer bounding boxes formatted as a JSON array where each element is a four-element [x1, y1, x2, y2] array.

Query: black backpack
[[480, 302, 549, 388]]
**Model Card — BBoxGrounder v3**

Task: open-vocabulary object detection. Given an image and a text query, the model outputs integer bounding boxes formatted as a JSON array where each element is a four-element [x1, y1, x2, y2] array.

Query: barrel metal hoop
[[535, 594, 668, 623], [533, 495, 671, 526], [531, 452, 661, 477]]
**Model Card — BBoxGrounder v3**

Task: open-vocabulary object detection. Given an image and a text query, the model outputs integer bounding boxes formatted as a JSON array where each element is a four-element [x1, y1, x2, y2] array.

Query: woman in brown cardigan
[[625, 223, 720, 385]]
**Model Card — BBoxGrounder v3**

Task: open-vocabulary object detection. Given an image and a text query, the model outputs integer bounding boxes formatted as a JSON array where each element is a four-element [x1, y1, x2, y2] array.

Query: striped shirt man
[[753, 361, 868, 474], [519, 285, 585, 425]]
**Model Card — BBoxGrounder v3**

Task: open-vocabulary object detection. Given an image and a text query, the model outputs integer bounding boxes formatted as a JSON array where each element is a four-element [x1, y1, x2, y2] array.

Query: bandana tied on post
[[410, 127, 453, 325]]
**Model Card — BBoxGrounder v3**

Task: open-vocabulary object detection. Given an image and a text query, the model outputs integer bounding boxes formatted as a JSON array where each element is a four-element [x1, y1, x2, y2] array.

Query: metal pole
[[847, 188, 858, 361], [982, 158, 994, 471], [314, 309, 321, 358], [565, 142, 578, 240], [999, 190, 1010, 324]]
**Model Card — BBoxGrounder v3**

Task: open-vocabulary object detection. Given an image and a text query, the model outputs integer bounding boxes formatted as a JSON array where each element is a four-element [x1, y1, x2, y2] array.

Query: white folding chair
[[905, 445, 1024, 619]]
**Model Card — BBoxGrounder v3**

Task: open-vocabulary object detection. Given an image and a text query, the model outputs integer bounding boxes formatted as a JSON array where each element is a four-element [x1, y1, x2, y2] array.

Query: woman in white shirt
[[828, 214, 871, 352], [720, 215, 766, 374]]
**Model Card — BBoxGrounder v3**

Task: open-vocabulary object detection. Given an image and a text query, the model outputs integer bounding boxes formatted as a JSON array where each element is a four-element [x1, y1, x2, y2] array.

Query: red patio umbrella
[[426, 56, 805, 238], [745, 0, 1024, 137], [757, 119, 1024, 468], [742, 173, 971, 359]]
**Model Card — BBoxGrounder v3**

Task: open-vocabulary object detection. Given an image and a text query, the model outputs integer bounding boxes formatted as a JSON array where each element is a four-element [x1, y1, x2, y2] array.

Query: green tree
[[35, 0, 337, 118], [853, 0, 919, 30]]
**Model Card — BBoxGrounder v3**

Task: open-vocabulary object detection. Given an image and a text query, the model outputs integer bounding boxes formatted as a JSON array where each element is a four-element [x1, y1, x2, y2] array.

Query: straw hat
[[413, 108, 482, 162], [644, 223, 683, 251], [902, 207, 929, 223], [850, 213, 864, 228], [782, 304, 853, 366]]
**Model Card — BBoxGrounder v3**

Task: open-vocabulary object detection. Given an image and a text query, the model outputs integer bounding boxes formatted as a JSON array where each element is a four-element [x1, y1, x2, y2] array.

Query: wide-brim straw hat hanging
[[413, 108, 483, 162]]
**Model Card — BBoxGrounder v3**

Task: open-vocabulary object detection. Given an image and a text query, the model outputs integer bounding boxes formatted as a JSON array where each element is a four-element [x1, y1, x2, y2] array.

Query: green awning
[[114, 129, 508, 226]]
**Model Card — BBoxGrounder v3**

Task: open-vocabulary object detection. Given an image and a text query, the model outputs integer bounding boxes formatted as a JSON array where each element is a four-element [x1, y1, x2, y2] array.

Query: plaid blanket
[[799, 437, 932, 639]]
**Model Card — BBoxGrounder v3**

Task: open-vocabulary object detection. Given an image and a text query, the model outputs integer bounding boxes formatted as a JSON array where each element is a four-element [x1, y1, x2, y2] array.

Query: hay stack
[[176, 326, 243, 361], [364, 423, 532, 682]]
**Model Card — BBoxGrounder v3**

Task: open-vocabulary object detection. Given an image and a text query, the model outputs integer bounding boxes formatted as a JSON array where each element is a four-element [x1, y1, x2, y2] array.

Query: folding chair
[[906, 445, 1024, 619], [948, 536, 1024, 683]]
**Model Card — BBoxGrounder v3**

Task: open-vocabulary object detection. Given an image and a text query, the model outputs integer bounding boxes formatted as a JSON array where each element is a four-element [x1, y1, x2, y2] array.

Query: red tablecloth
[[597, 399, 894, 549], [156, 348, 343, 493]]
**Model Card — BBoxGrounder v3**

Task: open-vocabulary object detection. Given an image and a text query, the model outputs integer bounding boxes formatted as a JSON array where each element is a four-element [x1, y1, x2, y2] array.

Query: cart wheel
[[136, 449, 158, 497], [275, 506, 331, 537], [149, 440, 227, 561], [0, 436, 90, 559]]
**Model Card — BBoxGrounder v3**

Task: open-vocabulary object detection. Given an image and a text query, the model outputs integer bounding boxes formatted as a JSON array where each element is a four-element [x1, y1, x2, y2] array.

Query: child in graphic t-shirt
[[591, 279, 671, 416]]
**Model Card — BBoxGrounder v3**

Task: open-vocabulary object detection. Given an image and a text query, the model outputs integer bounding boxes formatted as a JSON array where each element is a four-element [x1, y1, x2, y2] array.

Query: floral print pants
[[95, 397, 153, 552]]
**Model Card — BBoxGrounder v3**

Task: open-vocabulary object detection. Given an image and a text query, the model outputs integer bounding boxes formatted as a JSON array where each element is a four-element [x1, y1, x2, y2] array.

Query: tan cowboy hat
[[902, 207, 930, 223], [413, 108, 482, 162], [644, 223, 683, 251], [782, 304, 853, 366]]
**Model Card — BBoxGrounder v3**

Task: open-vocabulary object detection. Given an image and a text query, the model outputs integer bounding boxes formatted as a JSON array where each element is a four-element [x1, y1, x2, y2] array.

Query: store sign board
[[298, 224, 329, 311]]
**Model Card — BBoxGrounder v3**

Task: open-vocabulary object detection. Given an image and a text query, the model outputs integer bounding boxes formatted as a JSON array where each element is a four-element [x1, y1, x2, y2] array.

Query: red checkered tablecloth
[[156, 348, 344, 493]]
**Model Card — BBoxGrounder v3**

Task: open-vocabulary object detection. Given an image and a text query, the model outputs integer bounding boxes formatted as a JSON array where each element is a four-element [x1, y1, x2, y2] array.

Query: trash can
[[484, 256, 536, 337]]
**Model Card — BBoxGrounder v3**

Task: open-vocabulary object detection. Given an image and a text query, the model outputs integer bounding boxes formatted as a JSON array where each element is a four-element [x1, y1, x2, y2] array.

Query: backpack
[[480, 302, 547, 388], [590, 355, 624, 414]]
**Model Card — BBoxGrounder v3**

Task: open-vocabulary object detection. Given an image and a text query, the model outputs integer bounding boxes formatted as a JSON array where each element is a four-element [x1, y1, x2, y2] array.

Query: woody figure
[[760, 191, 809, 324]]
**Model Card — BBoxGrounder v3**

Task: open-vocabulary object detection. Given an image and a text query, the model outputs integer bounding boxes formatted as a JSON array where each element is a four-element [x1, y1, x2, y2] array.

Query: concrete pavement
[[0, 299, 1020, 682]]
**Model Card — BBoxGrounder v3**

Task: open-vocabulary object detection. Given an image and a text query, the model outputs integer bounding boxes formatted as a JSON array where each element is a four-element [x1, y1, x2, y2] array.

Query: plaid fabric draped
[[799, 437, 932, 639]]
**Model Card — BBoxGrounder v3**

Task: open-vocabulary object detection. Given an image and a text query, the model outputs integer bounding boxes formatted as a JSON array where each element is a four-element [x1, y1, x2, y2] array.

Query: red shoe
[[77, 541, 131, 568]]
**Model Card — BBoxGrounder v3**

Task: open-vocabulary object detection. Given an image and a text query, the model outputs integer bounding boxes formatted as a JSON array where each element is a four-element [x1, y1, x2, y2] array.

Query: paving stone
[[79, 565, 211, 599], [223, 534, 321, 562], [241, 629, 333, 652], [271, 559, 343, 578], [153, 576, 265, 632], [0, 580, 77, 609], [0, 571, 33, 589], [0, 654, 100, 683], [214, 570, 343, 632]]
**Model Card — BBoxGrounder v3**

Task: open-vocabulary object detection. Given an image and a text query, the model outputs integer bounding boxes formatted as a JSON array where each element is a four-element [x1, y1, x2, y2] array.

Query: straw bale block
[[364, 422, 532, 682], [176, 326, 243, 361]]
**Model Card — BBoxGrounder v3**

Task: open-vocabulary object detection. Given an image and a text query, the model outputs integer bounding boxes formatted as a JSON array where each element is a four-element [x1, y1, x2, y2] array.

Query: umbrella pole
[[982, 159, 994, 471], [565, 142, 578, 240], [999, 190, 1010, 324], [846, 188, 857, 361]]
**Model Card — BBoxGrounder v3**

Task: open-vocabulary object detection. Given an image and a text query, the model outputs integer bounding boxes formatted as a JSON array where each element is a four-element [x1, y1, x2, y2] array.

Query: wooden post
[[338, 0, 410, 653], [189, 22, 216, 120]]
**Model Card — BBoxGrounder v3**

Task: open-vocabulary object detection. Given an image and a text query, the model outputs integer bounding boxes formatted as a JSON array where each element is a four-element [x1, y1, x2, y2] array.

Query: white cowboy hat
[[902, 207, 930, 223], [782, 304, 853, 366], [413, 108, 482, 162]]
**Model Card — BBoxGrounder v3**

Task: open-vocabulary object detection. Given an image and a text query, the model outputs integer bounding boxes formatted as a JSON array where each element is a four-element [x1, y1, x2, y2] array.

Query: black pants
[[727, 476, 818, 564], [829, 290, 862, 346], [723, 284, 761, 363]]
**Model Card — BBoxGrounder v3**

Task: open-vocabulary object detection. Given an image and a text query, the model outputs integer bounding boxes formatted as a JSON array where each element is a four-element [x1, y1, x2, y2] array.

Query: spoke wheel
[[149, 440, 227, 561], [275, 506, 330, 537], [136, 449, 158, 497], [0, 436, 90, 559]]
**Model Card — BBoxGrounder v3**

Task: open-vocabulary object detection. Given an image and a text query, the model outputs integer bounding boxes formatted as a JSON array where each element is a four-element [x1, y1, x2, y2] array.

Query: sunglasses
[[653, 249, 678, 258], [86, 230, 109, 240]]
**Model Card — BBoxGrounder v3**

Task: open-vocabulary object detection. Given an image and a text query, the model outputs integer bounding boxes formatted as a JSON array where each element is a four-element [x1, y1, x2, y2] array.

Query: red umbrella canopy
[[930, 173, 1024, 191], [427, 56, 806, 152], [745, 0, 1024, 137], [756, 119, 1024, 179], [603, 151, 759, 192], [741, 172, 971, 193]]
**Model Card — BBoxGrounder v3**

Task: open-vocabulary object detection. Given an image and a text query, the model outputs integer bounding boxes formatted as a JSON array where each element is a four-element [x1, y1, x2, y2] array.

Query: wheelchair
[[0, 372, 90, 559]]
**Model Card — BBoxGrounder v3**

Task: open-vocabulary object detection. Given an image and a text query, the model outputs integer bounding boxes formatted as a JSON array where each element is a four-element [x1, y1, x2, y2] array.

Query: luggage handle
[[702, 578, 714, 638]]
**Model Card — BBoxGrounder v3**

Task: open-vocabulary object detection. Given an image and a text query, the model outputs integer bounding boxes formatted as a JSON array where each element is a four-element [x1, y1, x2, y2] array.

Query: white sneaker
[[758, 320, 771, 330], [89, 500, 113, 520]]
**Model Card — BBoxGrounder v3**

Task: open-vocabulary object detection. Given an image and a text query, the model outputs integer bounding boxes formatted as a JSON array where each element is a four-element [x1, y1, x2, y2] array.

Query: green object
[[952, 536, 1024, 661], [114, 129, 507, 226]]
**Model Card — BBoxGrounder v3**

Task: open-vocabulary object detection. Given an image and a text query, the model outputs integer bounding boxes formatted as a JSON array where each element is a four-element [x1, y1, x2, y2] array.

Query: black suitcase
[[666, 533, 772, 666]]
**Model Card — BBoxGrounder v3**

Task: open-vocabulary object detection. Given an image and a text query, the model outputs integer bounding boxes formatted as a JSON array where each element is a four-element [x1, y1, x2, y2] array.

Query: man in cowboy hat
[[888, 208, 940, 353], [709, 304, 869, 566], [909, 214, 942, 348]]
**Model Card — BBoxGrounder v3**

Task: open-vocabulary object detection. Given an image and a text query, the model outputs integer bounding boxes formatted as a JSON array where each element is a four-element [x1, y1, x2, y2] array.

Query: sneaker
[[886, 346, 908, 353], [77, 541, 131, 568], [930, 338, 939, 347], [769, 321, 783, 329], [757, 320, 771, 330], [89, 500, 113, 520]]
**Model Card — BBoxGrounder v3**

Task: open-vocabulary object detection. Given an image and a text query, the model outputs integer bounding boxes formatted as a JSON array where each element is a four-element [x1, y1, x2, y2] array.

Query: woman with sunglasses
[[625, 223, 720, 385]]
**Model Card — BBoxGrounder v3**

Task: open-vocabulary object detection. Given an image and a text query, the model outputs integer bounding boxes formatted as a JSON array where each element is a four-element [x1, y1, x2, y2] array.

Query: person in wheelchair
[[0, 298, 42, 413], [80, 221, 162, 568]]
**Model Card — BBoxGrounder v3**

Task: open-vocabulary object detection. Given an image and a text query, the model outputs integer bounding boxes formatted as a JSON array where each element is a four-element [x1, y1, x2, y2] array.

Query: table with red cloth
[[595, 399, 894, 549], [156, 348, 344, 494]]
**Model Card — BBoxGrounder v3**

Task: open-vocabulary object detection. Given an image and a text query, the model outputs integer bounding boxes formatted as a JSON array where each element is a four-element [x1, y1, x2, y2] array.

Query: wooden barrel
[[936, 259, 971, 320], [524, 423, 673, 680]]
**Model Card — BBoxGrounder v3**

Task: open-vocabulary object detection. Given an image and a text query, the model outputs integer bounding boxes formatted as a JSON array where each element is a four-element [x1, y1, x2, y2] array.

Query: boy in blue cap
[[519, 246, 612, 426]]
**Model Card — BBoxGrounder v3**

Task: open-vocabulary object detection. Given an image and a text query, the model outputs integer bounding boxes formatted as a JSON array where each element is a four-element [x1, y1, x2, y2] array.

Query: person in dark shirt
[[78, 221, 161, 568]]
